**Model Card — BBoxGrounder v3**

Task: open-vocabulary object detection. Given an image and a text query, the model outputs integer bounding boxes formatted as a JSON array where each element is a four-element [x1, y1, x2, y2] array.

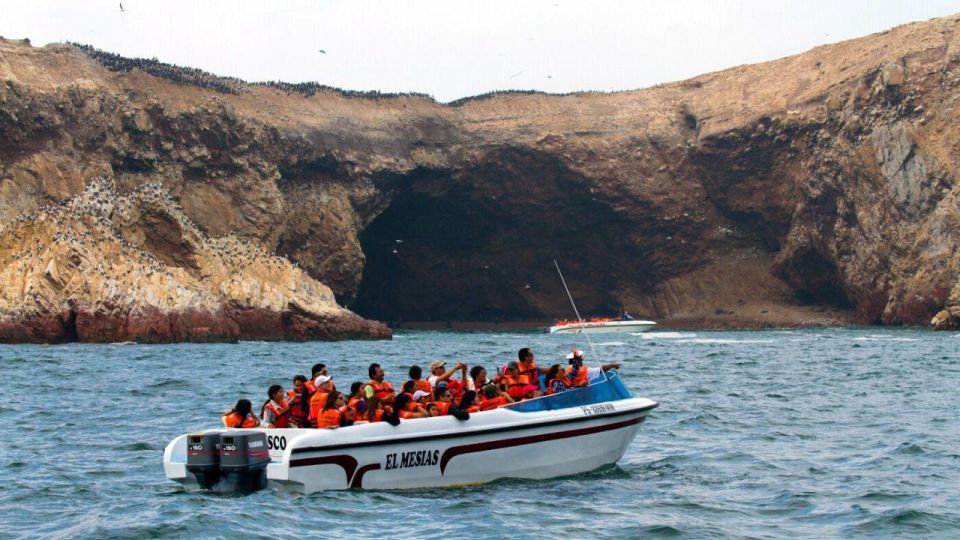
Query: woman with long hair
[[260, 384, 289, 428], [315, 391, 346, 428], [221, 399, 260, 428]]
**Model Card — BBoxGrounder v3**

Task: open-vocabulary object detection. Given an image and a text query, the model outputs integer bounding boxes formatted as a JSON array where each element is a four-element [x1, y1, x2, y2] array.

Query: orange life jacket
[[222, 412, 258, 428], [433, 401, 452, 416], [546, 374, 573, 395], [413, 379, 432, 393], [466, 404, 480, 413], [263, 399, 290, 428], [502, 374, 528, 400], [304, 380, 318, 395], [518, 360, 540, 387], [478, 396, 509, 411], [287, 389, 307, 427], [308, 391, 329, 425], [367, 380, 395, 400], [566, 365, 589, 387], [316, 407, 341, 428]]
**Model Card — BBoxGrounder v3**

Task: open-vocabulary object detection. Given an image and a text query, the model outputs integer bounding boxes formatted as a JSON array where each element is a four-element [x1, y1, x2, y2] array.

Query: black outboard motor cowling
[[185, 432, 221, 489], [218, 431, 270, 493]]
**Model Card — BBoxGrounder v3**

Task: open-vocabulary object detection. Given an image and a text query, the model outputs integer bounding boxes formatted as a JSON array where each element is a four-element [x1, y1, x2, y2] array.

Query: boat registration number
[[581, 403, 615, 416]]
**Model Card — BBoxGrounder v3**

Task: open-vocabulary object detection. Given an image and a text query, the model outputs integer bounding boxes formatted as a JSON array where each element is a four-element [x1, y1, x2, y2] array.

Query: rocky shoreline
[[0, 178, 390, 343]]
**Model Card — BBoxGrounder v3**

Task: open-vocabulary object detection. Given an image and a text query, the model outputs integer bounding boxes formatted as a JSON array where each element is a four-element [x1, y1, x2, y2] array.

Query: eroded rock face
[[4, 15, 960, 330], [0, 178, 390, 342]]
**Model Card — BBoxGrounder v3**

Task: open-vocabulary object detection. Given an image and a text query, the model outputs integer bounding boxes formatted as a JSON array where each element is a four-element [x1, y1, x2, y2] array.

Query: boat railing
[[504, 371, 633, 413]]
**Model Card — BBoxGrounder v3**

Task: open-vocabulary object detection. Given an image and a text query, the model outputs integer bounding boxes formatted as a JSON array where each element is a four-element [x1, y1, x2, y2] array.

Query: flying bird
[[509, 70, 525, 79], [119, 2, 125, 11], [318, 49, 326, 54]]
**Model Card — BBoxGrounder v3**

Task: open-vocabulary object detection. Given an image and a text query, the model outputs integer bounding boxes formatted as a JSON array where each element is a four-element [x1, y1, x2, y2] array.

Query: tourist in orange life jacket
[[260, 384, 290, 428], [517, 347, 549, 390], [565, 348, 621, 387], [287, 375, 308, 427], [359, 396, 384, 423], [412, 389, 431, 405], [222, 399, 260, 428], [394, 393, 428, 419], [365, 363, 396, 402], [316, 391, 345, 428], [478, 384, 512, 411], [308, 375, 334, 427], [500, 361, 530, 401], [544, 364, 572, 395], [401, 380, 416, 399], [346, 381, 365, 409], [431, 383, 454, 416], [304, 363, 328, 395], [459, 390, 480, 413], [407, 365, 433, 394], [425, 402, 440, 417]]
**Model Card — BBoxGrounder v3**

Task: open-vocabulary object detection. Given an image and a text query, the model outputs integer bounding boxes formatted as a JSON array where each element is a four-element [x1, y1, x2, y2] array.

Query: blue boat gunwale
[[503, 370, 634, 413]]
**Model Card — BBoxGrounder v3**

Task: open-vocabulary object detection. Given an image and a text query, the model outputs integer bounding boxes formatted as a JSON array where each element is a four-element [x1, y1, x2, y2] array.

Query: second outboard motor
[[218, 431, 270, 493], [185, 432, 221, 489]]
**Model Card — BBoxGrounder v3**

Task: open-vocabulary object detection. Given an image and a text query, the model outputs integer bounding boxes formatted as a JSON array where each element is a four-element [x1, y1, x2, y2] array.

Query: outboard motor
[[185, 432, 221, 489], [218, 431, 270, 493]]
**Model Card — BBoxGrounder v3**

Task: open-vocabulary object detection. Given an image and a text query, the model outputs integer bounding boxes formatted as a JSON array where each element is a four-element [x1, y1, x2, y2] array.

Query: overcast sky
[[3, 0, 960, 102]]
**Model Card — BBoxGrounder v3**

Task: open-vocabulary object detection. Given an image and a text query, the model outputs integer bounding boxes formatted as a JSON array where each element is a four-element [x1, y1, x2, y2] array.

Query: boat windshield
[[504, 371, 633, 413]]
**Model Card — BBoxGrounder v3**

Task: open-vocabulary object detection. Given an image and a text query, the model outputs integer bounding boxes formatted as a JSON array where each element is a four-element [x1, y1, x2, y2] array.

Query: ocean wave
[[852, 336, 921, 342], [675, 338, 775, 344], [637, 332, 697, 339], [596, 341, 626, 347]]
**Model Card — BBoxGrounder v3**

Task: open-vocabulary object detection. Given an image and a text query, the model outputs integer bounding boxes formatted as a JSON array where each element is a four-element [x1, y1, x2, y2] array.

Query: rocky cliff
[[0, 177, 390, 342], [3, 14, 960, 334]]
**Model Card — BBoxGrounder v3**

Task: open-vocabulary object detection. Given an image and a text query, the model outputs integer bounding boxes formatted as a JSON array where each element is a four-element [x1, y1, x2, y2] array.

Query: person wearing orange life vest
[[287, 375, 308, 427], [500, 361, 533, 401], [308, 375, 334, 427], [394, 393, 428, 419], [427, 361, 467, 390], [478, 384, 512, 411], [316, 391, 346, 428], [364, 363, 396, 402], [430, 382, 455, 416], [459, 390, 480, 414], [222, 399, 260, 428], [407, 365, 433, 394], [544, 364, 572, 395], [260, 384, 290, 428], [565, 348, 622, 388], [517, 347, 549, 390]]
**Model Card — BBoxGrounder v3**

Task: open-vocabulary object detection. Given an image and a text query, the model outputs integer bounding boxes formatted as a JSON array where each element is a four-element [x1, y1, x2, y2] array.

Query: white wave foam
[[596, 341, 626, 347], [851, 336, 920, 342], [676, 338, 775, 344], [636, 332, 697, 339]]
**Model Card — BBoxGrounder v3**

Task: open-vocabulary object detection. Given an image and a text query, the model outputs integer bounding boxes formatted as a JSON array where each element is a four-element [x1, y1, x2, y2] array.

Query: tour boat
[[162, 372, 657, 493], [548, 318, 657, 334]]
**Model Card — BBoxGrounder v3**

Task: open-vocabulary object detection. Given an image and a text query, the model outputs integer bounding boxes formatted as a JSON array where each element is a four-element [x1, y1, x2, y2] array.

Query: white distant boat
[[548, 318, 657, 334], [162, 372, 657, 493]]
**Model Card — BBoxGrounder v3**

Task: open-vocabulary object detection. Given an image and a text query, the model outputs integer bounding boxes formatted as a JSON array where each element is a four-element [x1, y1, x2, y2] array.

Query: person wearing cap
[[412, 389, 432, 403], [407, 365, 433, 394], [500, 361, 530, 401], [308, 375, 334, 426], [565, 348, 621, 387], [426, 361, 467, 390]]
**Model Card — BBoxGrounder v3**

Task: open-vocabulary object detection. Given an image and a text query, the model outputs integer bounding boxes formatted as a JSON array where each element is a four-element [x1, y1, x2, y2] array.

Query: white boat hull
[[548, 320, 657, 334], [164, 396, 657, 493]]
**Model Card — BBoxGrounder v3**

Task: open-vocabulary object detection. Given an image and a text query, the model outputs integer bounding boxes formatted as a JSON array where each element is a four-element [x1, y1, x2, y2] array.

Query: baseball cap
[[412, 390, 431, 400], [430, 360, 447, 371]]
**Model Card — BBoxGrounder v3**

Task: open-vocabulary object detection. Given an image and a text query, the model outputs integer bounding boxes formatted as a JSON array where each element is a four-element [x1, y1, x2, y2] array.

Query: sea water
[[0, 328, 958, 538]]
